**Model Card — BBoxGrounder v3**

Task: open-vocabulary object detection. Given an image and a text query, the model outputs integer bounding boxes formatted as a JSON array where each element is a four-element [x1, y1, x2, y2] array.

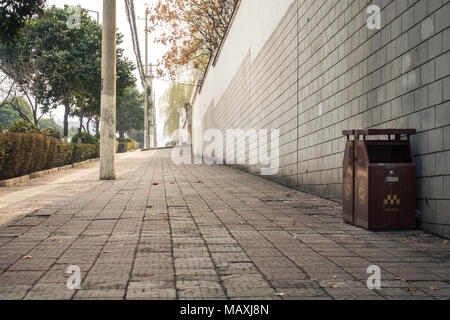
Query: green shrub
[[71, 132, 98, 144], [0, 132, 99, 180], [8, 120, 40, 133], [40, 127, 62, 140], [117, 138, 139, 153]]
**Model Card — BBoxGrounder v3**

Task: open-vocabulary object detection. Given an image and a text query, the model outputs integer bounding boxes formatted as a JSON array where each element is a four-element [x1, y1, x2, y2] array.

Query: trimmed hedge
[[0, 132, 99, 180], [117, 139, 139, 153], [8, 119, 40, 133]]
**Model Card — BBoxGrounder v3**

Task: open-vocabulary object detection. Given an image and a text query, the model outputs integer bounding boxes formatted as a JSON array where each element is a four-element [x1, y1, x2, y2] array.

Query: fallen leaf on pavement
[[291, 220, 296, 226], [147, 205, 152, 208], [430, 286, 438, 291], [330, 284, 339, 288], [274, 292, 285, 296], [23, 255, 32, 259], [443, 240, 448, 245], [408, 287, 417, 292], [152, 182, 159, 185]]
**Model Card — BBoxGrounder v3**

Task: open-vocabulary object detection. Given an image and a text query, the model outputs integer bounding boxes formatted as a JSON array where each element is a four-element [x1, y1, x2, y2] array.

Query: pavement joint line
[[194, 187, 298, 299], [165, 160, 180, 300], [24, 166, 141, 299], [124, 156, 155, 300], [177, 170, 228, 299], [180, 163, 281, 300], [76, 159, 152, 298]]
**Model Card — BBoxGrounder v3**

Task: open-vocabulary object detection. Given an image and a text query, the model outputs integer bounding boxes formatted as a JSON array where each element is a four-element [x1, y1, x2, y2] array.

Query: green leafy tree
[[162, 79, 194, 137], [38, 117, 63, 134], [0, 24, 61, 125], [117, 87, 144, 139], [34, 6, 136, 139], [0, 0, 46, 44], [30, 6, 103, 138], [1, 5, 137, 140]]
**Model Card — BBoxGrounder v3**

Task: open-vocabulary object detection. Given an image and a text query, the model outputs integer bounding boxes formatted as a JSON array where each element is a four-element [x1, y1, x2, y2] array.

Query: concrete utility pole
[[99, 0, 117, 180], [143, 8, 150, 150]]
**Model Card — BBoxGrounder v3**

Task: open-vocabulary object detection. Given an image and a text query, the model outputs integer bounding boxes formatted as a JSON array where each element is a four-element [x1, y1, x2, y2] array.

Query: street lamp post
[[86, 9, 100, 23]]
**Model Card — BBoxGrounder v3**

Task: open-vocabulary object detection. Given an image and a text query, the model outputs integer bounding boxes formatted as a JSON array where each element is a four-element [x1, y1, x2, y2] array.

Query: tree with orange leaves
[[147, 0, 238, 78]]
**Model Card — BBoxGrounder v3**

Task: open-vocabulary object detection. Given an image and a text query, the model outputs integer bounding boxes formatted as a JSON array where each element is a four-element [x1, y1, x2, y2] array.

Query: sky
[[47, 0, 170, 146]]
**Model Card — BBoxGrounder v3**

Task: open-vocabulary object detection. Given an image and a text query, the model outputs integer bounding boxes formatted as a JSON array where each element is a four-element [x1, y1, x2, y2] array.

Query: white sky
[[47, 0, 170, 146]]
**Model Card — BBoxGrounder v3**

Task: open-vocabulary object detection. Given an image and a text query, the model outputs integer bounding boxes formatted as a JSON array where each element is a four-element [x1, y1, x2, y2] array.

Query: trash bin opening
[[367, 145, 412, 163]]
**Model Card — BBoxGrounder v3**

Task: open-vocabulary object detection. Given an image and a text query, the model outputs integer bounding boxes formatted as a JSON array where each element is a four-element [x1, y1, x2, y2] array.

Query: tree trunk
[[95, 118, 100, 139], [77, 110, 84, 144], [86, 118, 91, 135], [63, 100, 70, 140], [32, 100, 38, 126]]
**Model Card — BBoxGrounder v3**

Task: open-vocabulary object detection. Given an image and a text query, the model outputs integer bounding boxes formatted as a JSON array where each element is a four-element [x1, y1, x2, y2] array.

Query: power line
[[124, 0, 145, 90]]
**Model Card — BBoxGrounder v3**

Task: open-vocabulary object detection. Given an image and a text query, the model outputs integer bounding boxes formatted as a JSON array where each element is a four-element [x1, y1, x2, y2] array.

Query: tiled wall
[[198, 0, 450, 238]]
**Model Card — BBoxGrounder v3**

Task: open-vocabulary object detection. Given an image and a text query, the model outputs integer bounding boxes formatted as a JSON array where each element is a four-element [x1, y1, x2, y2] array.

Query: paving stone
[[0, 285, 32, 299], [24, 284, 74, 300], [0, 149, 449, 300], [176, 280, 225, 299], [73, 289, 125, 300], [126, 283, 176, 300]]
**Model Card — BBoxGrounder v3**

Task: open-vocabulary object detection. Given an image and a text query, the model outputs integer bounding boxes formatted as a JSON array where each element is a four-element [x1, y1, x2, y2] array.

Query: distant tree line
[[0, 3, 144, 143]]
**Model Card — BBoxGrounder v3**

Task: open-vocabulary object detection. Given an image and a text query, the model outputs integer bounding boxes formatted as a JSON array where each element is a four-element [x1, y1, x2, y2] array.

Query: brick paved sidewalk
[[0, 149, 449, 300]]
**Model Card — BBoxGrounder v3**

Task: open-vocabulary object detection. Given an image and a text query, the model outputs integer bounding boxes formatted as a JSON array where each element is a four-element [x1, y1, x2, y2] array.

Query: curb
[[0, 158, 99, 188]]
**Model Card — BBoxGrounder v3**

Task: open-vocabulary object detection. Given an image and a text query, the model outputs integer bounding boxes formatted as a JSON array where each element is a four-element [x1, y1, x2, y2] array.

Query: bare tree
[[0, 34, 61, 125], [0, 72, 33, 122]]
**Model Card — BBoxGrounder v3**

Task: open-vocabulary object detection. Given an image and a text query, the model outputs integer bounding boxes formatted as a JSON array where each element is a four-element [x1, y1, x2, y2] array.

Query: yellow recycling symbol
[[384, 194, 400, 206]]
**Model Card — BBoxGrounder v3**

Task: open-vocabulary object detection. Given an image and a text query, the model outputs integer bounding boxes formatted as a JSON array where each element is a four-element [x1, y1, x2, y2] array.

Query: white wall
[[192, 0, 295, 125]]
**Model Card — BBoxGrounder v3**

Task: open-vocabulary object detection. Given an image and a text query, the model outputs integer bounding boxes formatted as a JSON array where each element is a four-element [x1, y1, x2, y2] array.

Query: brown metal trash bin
[[342, 129, 417, 230]]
